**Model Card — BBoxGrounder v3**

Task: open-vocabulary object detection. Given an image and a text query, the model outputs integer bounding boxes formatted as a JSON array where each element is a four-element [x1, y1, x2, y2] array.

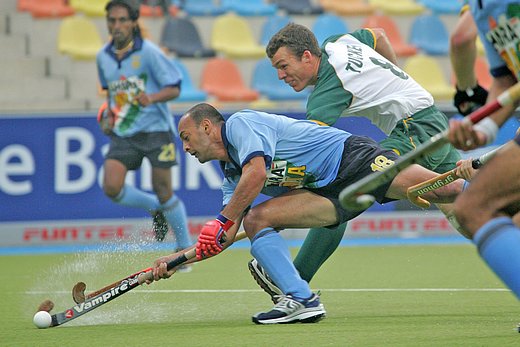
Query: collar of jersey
[[105, 36, 144, 61]]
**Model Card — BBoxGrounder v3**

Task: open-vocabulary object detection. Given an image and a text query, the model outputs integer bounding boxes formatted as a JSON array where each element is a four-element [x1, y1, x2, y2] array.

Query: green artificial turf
[[1, 244, 518, 346]]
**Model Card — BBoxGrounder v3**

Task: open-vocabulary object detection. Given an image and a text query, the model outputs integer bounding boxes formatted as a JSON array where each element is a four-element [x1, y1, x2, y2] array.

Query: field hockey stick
[[339, 82, 520, 211], [40, 231, 247, 327], [72, 267, 152, 304], [71, 230, 249, 304], [406, 145, 502, 208]]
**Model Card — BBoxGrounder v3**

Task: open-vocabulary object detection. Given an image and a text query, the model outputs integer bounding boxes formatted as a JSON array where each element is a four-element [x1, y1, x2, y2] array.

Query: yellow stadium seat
[[476, 35, 486, 57], [211, 13, 266, 59], [404, 54, 454, 101], [58, 15, 103, 60], [369, 0, 425, 15], [320, 0, 375, 16], [70, 0, 109, 17]]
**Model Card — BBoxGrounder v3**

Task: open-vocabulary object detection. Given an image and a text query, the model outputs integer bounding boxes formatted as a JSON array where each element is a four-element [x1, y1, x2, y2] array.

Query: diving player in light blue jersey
[[449, 0, 520, 300], [149, 103, 464, 324], [96, 0, 192, 257]]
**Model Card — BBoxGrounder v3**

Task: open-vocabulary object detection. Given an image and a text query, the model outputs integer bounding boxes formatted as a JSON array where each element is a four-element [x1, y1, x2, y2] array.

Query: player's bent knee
[[242, 208, 271, 234]]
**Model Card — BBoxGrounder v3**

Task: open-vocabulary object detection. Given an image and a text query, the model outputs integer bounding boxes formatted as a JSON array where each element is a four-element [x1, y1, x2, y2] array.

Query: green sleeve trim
[[349, 29, 376, 49]]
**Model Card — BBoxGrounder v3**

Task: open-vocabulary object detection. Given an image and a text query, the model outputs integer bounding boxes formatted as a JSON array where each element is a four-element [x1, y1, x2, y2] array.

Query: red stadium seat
[[201, 58, 260, 102], [362, 14, 418, 57], [27, 0, 75, 18]]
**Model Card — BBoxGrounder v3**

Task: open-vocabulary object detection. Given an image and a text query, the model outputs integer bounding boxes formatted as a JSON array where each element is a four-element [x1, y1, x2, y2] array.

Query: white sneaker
[[252, 293, 326, 325], [248, 258, 283, 303]]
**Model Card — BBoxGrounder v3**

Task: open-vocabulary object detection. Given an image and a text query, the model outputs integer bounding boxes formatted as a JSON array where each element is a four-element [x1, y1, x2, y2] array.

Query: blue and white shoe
[[252, 293, 326, 324], [248, 258, 283, 303]]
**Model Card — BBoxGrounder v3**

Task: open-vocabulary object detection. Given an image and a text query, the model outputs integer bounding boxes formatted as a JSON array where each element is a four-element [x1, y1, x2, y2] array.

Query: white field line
[[26, 288, 510, 295]]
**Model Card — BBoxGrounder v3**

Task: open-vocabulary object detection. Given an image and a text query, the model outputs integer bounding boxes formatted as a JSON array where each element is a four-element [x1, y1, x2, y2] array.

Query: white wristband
[[474, 117, 498, 145]]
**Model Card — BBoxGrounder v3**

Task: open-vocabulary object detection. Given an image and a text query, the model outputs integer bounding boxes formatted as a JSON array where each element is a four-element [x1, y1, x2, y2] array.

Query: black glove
[[453, 83, 488, 115]]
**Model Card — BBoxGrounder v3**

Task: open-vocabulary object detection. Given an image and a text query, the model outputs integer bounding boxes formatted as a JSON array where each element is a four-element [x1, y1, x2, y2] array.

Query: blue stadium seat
[[160, 17, 216, 58], [312, 13, 349, 45], [260, 13, 291, 45], [222, 0, 277, 16], [409, 14, 449, 56], [418, 0, 462, 14], [171, 59, 208, 102], [182, 0, 226, 16], [252, 58, 310, 101]]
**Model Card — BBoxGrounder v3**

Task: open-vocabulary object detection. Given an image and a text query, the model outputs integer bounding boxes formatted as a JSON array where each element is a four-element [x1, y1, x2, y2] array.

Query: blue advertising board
[[2, 111, 518, 224], [0, 112, 390, 223]]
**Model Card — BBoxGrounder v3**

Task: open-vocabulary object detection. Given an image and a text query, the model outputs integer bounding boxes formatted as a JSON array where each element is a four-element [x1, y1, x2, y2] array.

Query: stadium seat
[[273, 0, 323, 15], [139, 3, 179, 17], [320, 0, 375, 16], [252, 58, 310, 101], [27, 0, 75, 18], [70, 0, 108, 17], [260, 14, 291, 45], [58, 15, 103, 60], [160, 17, 216, 58], [404, 54, 454, 101], [222, 0, 277, 16], [312, 13, 349, 45], [17, 0, 32, 12], [362, 15, 417, 57], [171, 59, 208, 102], [211, 13, 266, 59], [201, 58, 260, 102], [182, 0, 226, 16], [409, 14, 449, 56], [369, 0, 425, 15], [476, 36, 486, 56], [418, 0, 462, 14]]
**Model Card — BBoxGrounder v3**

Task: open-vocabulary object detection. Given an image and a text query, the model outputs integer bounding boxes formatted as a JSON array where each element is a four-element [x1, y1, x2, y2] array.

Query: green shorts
[[379, 105, 461, 174]]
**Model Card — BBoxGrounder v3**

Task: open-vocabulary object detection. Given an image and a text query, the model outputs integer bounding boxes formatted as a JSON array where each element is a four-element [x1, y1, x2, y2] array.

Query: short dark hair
[[105, 0, 140, 21], [266, 23, 322, 59], [186, 103, 225, 126]]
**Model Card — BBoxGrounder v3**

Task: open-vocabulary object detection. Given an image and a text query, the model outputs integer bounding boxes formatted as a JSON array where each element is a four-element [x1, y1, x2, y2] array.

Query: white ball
[[33, 311, 52, 329], [356, 194, 375, 209]]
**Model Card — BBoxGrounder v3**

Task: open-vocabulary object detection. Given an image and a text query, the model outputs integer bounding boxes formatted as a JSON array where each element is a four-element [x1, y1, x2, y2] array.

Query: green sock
[[293, 222, 347, 282]]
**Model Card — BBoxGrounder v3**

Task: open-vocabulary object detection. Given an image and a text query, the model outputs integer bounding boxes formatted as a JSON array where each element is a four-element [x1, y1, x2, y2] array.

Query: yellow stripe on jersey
[[402, 117, 417, 151], [309, 119, 330, 126], [364, 28, 377, 50]]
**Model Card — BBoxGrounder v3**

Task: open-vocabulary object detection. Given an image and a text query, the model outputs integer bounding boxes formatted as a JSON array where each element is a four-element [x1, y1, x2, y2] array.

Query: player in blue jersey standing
[[96, 0, 192, 259], [148, 103, 464, 324], [448, 0, 520, 299]]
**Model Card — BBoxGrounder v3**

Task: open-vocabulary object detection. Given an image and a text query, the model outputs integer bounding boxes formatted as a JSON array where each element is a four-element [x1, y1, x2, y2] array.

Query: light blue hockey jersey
[[220, 110, 351, 205]]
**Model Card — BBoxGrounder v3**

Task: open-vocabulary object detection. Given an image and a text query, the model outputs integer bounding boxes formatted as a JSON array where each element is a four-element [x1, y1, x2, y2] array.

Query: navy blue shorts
[[106, 131, 178, 170], [307, 135, 399, 226]]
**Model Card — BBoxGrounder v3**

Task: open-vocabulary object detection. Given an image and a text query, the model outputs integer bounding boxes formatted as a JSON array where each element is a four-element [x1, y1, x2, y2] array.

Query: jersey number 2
[[158, 143, 176, 162]]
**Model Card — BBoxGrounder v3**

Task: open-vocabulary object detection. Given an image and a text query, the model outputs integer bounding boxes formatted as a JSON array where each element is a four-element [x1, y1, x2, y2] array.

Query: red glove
[[196, 214, 234, 260]]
